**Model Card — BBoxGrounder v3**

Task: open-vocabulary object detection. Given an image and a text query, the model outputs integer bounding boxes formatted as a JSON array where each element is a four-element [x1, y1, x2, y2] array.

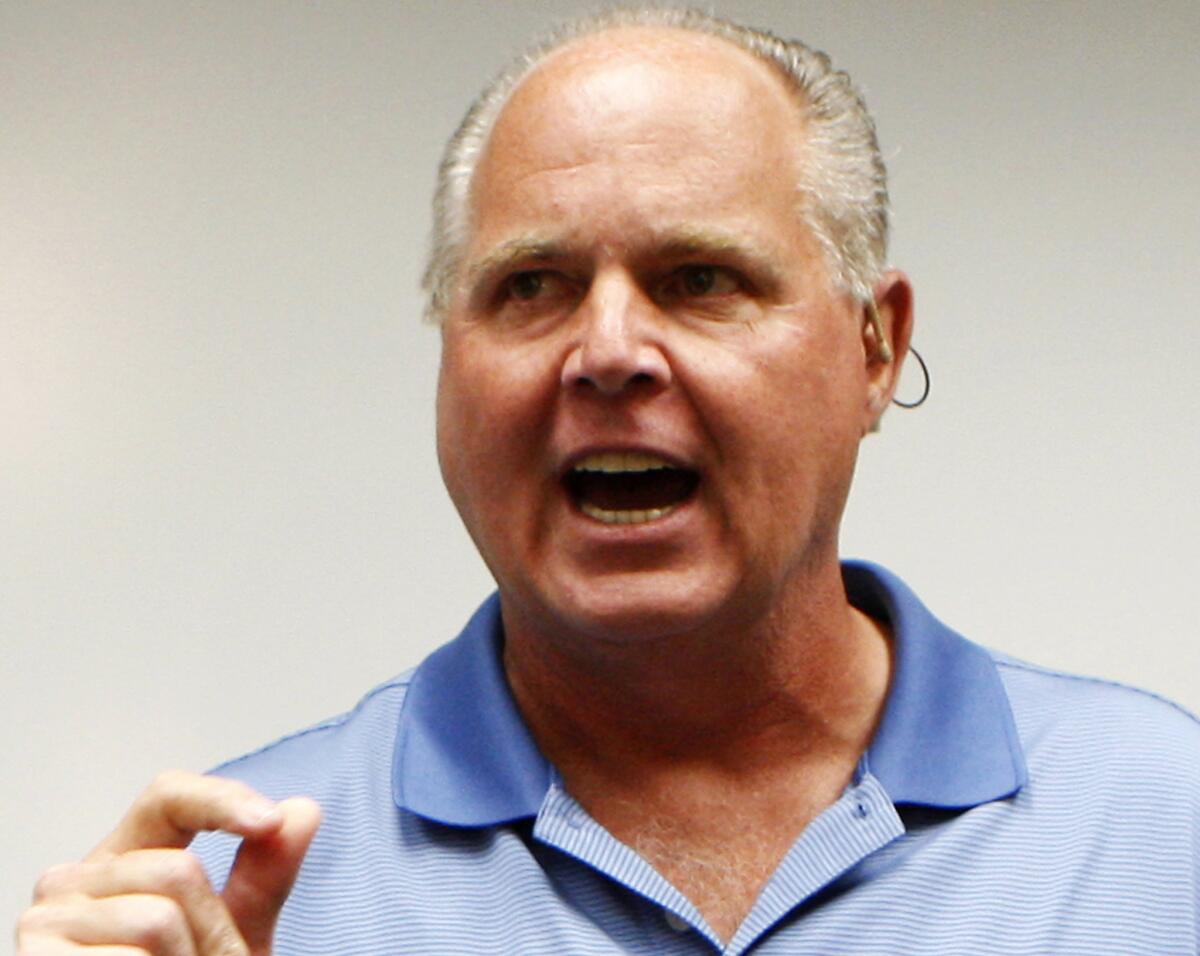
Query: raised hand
[[16, 771, 320, 955]]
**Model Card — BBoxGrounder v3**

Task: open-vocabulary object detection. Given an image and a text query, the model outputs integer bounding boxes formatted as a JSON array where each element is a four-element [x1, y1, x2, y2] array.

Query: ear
[[861, 269, 914, 434]]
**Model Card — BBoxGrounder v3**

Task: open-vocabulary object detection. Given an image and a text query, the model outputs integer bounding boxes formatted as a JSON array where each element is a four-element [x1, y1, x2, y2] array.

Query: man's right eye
[[506, 271, 549, 301], [496, 271, 579, 317]]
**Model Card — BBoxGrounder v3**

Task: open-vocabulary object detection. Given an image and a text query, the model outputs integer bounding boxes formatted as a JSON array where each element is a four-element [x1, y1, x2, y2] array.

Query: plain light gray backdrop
[[3, 0, 1198, 929]]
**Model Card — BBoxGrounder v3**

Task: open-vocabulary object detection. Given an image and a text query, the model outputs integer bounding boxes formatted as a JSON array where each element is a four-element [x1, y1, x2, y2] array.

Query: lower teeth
[[580, 502, 676, 525]]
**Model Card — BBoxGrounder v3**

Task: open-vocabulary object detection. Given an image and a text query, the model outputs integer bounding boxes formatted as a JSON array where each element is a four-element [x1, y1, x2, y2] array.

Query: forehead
[[468, 27, 811, 241]]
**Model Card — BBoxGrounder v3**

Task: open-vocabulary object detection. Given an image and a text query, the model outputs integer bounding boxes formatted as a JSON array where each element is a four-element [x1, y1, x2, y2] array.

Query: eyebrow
[[655, 227, 752, 258], [464, 236, 566, 299], [659, 227, 782, 263], [462, 225, 788, 299], [655, 226, 788, 293]]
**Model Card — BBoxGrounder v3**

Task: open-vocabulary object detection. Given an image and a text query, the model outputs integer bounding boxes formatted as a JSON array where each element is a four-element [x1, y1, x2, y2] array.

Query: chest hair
[[609, 788, 834, 943]]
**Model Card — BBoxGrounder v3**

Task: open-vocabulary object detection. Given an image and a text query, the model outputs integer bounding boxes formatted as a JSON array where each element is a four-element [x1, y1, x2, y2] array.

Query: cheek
[[681, 324, 865, 492], [434, 371, 472, 516], [437, 336, 556, 487]]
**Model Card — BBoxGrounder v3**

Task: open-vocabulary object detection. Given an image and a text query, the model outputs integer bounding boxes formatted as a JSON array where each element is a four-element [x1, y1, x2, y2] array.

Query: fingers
[[17, 936, 154, 956], [91, 772, 283, 860], [18, 893, 201, 955], [32, 851, 246, 956], [222, 798, 321, 956], [18, 775, 320, 956]]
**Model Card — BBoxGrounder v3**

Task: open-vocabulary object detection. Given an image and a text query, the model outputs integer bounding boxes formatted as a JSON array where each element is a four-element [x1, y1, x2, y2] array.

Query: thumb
[[222, 796, 321, 956]]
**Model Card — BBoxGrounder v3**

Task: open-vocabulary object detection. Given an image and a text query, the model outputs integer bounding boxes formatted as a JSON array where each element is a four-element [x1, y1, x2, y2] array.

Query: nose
[[560, 274, 671, 396]]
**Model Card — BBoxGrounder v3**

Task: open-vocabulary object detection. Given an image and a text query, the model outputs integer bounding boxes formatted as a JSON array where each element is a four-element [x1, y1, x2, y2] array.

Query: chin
[[533, 570, 740, 646]]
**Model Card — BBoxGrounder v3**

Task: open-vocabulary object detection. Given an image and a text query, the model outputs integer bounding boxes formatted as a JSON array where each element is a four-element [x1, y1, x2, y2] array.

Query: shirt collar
[[392, 593, 550, 826], [845, 560, 1028, 806], [394, 563, 1027, 825]]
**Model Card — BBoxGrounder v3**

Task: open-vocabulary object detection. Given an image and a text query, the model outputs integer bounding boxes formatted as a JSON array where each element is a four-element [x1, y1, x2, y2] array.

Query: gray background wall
[[4, 0, 1198, 928]]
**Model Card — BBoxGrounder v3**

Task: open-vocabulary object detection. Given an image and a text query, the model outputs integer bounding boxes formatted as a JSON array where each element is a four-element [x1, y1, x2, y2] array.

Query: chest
[[570, 758, 860, 941], [271, 797, 1195, 956], [216, 761, 1199, 956], [613, 800, 826, 942]]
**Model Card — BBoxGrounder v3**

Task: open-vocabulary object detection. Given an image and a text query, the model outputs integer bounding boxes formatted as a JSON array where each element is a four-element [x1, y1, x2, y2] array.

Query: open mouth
[[564, 451, 700, 525]]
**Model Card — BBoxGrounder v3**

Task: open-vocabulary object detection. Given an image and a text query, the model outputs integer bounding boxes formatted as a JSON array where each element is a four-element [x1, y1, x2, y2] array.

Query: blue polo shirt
[[192, 562, 1200, 954]]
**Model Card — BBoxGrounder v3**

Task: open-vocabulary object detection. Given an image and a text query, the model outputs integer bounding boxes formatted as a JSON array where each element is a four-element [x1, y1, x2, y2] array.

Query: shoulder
[[205, 670, 416, 801], [993, 651, 1200, 797], [994, 651, 1200, 737], [190, 671, 416, 886]]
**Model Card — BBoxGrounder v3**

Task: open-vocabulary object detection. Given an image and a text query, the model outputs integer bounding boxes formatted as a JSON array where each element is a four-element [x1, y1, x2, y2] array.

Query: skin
[[439, 26, 911, 742], [437, 27, 912, 939], [16, 772, 319, 955], [18, 23, 914, 955]]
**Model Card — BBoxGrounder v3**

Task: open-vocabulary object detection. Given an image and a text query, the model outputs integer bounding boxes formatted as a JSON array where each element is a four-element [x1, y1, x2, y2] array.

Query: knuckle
[[147, 768, 190, 798], [31, 863, 75, 901], [131, 894, 186, 948], [15, 901, 57, 936], [210, 922, 250, 956], [146, 768, 258, 811], [159, 850, 208, 894]]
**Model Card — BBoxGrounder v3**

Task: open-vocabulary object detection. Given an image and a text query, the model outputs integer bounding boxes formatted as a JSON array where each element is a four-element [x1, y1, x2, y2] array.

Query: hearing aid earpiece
[[865, 300, 893, 364], [864, 298, 930, 423]]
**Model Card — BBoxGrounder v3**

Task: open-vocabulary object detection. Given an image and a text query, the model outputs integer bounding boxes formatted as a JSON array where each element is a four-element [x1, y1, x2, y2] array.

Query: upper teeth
[[573, 452, 672, 473]]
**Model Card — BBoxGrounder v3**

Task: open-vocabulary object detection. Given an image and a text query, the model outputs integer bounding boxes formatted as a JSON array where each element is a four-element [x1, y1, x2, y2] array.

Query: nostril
[[573, 366, 665, 397], [561, 332, 672, 395]]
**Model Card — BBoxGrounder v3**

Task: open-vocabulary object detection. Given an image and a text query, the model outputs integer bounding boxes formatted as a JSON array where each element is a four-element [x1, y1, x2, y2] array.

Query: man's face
[[437, 29, 889, 643]]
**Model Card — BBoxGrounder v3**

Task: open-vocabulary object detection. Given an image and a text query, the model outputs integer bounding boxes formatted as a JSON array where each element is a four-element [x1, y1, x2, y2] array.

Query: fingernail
[[243, 801, 281, 828]]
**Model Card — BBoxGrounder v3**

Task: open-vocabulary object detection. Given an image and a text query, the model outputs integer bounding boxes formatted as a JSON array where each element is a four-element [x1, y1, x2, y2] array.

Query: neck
[[501, 563, 893, 783], [502, 562, 893, 943]]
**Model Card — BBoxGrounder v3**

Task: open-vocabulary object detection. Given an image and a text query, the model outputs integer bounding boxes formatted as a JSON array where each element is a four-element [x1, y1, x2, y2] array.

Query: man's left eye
[[669, 265, 740, 299]]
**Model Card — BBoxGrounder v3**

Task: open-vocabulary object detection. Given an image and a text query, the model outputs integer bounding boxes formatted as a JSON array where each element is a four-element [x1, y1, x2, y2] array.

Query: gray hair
[[421, 6, 889, 322]]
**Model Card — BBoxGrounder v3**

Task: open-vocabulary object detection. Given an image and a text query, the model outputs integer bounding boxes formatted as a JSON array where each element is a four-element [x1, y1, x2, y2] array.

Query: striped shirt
[[192, 562, 1200, 954]]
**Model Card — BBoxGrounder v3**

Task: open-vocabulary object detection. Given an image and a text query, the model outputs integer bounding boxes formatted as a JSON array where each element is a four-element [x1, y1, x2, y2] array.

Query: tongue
[[570, 469, 698, 511]]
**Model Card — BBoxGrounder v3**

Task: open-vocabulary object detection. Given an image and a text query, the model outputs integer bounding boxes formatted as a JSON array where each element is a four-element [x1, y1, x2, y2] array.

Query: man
[[17, 8, 1199, 955]]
